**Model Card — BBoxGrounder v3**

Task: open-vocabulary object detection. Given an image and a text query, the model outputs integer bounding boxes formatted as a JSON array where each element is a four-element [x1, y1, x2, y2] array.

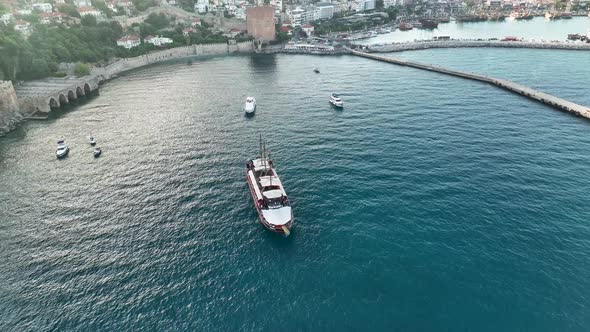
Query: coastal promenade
[[352, 50, 590, 120], [365, 39, 590, 53]]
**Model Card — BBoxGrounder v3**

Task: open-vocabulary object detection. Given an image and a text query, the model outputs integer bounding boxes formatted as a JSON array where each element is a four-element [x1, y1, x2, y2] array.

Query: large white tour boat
[[246, 138, 294, 237]]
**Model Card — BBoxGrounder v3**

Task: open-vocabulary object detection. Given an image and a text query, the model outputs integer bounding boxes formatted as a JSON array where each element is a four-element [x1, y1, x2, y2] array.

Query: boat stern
[[261, 206, 294, 237]]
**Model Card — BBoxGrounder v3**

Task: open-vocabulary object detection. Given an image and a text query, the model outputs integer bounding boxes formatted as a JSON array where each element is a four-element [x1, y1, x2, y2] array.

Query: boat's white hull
[[330, 100, 343, 108], [244, 97, 256, 114], [56, 147, 69, 158], [245, 106, 256, 114]]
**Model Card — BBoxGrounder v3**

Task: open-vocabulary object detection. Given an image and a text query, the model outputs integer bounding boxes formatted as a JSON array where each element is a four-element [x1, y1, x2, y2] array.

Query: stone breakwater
[[366, 40, 590, 53], [0, 41, 254, 136], [352, 50, 590, 120]]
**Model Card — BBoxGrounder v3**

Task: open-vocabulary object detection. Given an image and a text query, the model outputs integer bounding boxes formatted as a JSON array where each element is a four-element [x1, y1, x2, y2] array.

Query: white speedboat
[[93, 147, 102, 158], [329, 93, 343, 108], [89, 136, 96, 146], [244, 97, 256, 114], [56, 139, 69, 159], [246, 137, 294, 237]]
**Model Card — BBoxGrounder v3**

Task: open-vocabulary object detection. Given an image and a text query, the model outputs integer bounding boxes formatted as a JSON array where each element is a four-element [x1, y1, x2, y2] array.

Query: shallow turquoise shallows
[[1, 50, 590, 331]]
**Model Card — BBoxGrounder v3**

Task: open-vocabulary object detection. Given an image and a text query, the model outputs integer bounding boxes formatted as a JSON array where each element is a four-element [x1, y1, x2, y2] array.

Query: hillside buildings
[[314, 2, 335, 20], [353, 0, 376, 12], [78, 6, 103, 17], [31, 3, 53, 13], [194, 0, 208, 13], [144, 35, 173, 46], [116, 35, 140, 48]]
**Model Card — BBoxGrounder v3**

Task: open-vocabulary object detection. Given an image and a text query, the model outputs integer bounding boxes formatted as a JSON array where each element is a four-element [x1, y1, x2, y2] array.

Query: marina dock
[[352, 50, 590, 120]]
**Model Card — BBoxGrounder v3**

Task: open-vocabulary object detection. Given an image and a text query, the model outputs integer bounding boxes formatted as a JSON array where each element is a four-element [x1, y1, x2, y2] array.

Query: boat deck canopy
[[258, 175, 282, 188], [248, 171, 263, 200], [252, 158, 271, 172], [263, 189, 284, 199]]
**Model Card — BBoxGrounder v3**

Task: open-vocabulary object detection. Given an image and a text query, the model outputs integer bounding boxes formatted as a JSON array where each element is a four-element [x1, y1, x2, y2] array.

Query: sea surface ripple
[[1, 51, 589, 331]]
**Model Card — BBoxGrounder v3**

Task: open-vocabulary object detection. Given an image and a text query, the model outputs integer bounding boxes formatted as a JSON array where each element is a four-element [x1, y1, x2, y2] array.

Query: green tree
[[30, 58, 50, 78], [57, 3, 80, 17], [376, 0, 384, 10], [81, 15, 97, 26], [93, 0, 113, 17], [132, 0, 156, 11], [139, 23, 157, 38], [144, 13, 170, 30], [74, 63, 90, 76]]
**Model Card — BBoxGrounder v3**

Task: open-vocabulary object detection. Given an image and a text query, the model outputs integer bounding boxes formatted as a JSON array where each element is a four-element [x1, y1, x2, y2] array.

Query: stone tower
[[0, 81, 21, 135]]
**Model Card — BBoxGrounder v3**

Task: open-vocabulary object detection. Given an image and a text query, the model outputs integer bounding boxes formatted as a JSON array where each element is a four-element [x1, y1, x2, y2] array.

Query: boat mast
[[263, 141, 267, 170], [268, 150, 272, 186]]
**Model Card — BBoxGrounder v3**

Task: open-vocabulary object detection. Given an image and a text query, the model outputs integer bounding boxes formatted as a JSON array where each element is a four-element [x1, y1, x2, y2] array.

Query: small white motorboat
[[329, 93, 343, 108], [93, 147, 102, 158], [244, 96, 256, 114], [56, 139, 69, 159], [89, 136, 96, 146]]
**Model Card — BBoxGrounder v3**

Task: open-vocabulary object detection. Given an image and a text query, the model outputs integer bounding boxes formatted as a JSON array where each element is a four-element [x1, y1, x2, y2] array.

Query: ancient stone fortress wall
[[93, 41, 254, 80]]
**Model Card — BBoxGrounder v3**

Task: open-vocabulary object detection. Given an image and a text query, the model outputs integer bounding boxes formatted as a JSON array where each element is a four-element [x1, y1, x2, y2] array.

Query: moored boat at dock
[[419, 18, 439, 29], [399, 22, 413, 31], [246, 138, 294, 237]]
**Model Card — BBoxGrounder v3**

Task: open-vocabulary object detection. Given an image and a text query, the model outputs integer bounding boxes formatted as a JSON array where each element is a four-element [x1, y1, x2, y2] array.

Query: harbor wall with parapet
[[92, 41, 254, 81], [0, 81, 22, 135], [366, 40, 590, 53]]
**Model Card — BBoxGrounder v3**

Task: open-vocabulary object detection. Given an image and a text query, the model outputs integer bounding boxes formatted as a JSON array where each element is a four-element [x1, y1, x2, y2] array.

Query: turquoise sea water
[[1, 50, 590, 331]]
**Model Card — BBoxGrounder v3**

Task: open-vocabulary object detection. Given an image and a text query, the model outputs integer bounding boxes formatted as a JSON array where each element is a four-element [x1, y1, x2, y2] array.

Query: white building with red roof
[[116, 35, 140, 48], [77, 6, 102, 17], [144, 35, 173, 46], [74, 0, 92, 8], [14, 20, 32, 36], [39, 12, 66, 24], [182, 27, 195, 36], [32, 2, 53, 13], [302, 23, 314, 36]]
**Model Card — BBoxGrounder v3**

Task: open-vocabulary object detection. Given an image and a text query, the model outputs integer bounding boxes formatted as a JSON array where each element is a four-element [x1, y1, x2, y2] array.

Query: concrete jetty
[[351, 50, 590, 120], [365, 39, 590, 53]]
